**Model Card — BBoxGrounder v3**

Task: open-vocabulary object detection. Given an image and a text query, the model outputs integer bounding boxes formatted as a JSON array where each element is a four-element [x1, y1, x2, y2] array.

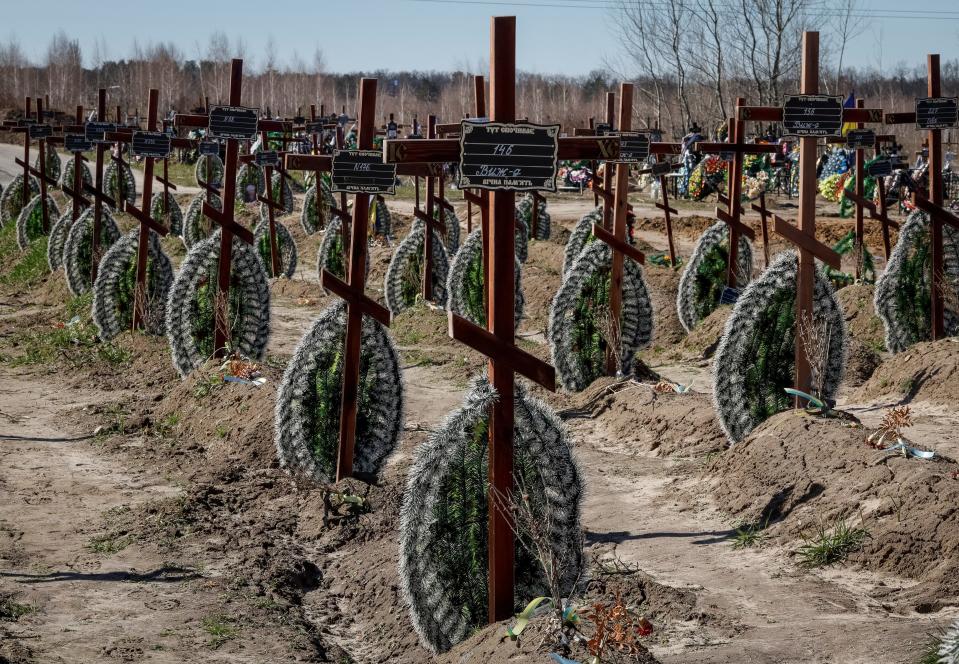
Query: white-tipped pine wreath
[[0, 174, 39, 227], [258, 172, 294, 224], [63, 208, 122, 296], [713, 251, 846, 444], [166, 228, 271, 377], [874, 210, 959, 353], [563, 206, 604, 275], [316, 216, 371, 289], [150, 192, 183, 236], [274, 300, 403, 483], [254, 220, 298, 278], [384, 218, 449, 314], [434, 205, 460, 254], [34, 149, 61, 185], [103, 159, 137, 209], [514, 215, 530, 263], [446, 227, 525, 329], [516, 193, 551, 240], [399, 375, 584, 654], [91, 228, 174, 340], [183, 192, 223, 248], [370, 196, 394, 241], [16, 195, 61, 250], [676, 220, 754, 333], [194, 154, 224, 187], [47, 209, 80, 271], [300, 180, 336, 234], [939, 618, 959, 664], [235, 163, 265, 204], [61, 158, 93, 191], [549, 240, 654, 391]]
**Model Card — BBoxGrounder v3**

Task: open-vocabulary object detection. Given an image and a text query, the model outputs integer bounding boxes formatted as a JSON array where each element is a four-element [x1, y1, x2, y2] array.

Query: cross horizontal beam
[[591, 222, 645, 265], [772, 215, 841, 269], [448, 312, 556, 390], [716, 207, 756, 239], [320, 269, 392, 327], [15, 157, 89, 205], [884, 112, 917, 125], [384, 135, 621, 164], [914, 194, 959, 230], [123, 200, 170, 236], [738, 106, 883, 124], [203, 202, 254, 244], [693, 142, 779, 154]]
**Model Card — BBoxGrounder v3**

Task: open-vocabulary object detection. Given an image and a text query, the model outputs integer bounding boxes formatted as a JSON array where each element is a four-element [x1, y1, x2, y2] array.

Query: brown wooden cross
[[635, 157, 681, 267], [85, 89, 114, 283], [751, 191, 773, 268], [883, 54, 957, 339], [10, 97, 34, 212], [11, 98, 55, 233], [694, 98, 779, 288], [735, 32, 849, 402], [156, 118, 177, 215], [385, 16, 619, 623], [322, 78, 393, 481], [175, 60, 260, 357]]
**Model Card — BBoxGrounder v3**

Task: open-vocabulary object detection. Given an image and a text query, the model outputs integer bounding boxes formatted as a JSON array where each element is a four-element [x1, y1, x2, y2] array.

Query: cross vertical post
[[21, 97, 32, 209], [854, 98, 865, 279], [607, 83, 633, 374], [256, 130, 283, 276], [92, 89, 107, 283], [72, 105, 85, 222], [424, 115, 438, 300], [601, 92, 615, 230], [35, 98, 50, 233], [928, 55, 946, 338], [309, 104, 326, 230]]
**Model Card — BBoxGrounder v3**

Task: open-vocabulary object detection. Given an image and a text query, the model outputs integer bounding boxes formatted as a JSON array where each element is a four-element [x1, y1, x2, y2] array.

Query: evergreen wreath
[[399, 375, 584, 654], [34, 149, 61, 185], [0, 174, 39, 227], [676, 220, 754, 333], [874, 210, 959, 353], [194, 153, 224, 188], [235, 163, 265, 205], [258, 171, 294, 224], [316, 216, 370, 288], [150, 192, 183, 237], [515, 193, 551, 240], [446, 227, 525, 329], [254, 219, 298, 279], [103, 159, 137, 209], [16, 195, 61, 250], [383, 218, 449, 315], [300, 180, 336, 235], [434, 205, 461, 255], [63, 208, 122, 296], [47, 209, 78, 271], [183, 192, 223, 248], [165, 228, 271, 377], [273, 300, 404, 483], [562, 206, 604, 275], [370, 196, 394, 241], [91, 228, 174, 340], [713, 251, 846, 443], [60, 157, 92, 191], [549, 240, 654, 392]]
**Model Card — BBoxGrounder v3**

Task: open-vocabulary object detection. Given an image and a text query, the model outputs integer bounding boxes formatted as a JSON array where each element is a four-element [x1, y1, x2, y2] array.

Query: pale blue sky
[[5, 0, 959, 76]]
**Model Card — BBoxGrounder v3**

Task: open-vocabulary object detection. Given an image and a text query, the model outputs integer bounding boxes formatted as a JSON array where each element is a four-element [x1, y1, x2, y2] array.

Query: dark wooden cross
[[635, 157, 681, 267], [156, 118, 177, 215], [736, 32, 860, 402], [253, 134, 284, 276], [694, 98, 779, 288], [751, 191, 773, 268], [11, 97, 33, 212], [883, 54, 958, 339], [85, 89, 114, 283], [414, 115, 447, 302], [175, 59, 259, 357], [385, 16, 619, 623], [117, 89, 172, 330], [12, 97, 54, 233]]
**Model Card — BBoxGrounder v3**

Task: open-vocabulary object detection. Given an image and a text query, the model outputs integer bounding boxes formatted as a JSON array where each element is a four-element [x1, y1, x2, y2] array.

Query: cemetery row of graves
[[2, 16, 959, 664]]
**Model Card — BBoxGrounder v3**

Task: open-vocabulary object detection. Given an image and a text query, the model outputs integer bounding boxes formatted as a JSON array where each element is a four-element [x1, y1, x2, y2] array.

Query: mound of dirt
[[707, 411, 959, 612], [391, 301, 488, 385], [835, 283, 885, 352], [642, 264, 685, 349], [658, 304, 732, 363], [854, 338, 959, 405], [521, 239, 565, 335], [557, 378, 727, 457], [633, 214, 716, 242], [843, 338, 883, 389]]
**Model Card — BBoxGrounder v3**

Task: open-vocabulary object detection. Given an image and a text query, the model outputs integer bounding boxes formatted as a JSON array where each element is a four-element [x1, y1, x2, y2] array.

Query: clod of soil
[[854, 338, 959, 405], [835, 283, 885, 353]]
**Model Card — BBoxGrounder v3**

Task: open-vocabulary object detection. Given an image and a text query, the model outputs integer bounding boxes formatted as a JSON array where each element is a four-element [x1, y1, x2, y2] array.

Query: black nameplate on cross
[[132, 131, 171, 158], [331, 149, 397, 194], [255, 150, 280, 167], [867, 159, 893, 177], [29, 124, 52, 139], [846, 129, 876, 149], [458, 121, 560, 191], [916, 97, 958, 130], [86, 121, 116, 144], [607, 130, 650, 163], [782, 94, 844, 136], [198, 140, 220, 156], [208, 106, 259, 140]]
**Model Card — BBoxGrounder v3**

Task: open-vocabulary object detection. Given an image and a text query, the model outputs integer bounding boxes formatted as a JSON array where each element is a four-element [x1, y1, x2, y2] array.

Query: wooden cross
[[842, 160, 900, 262], [414, 115, 448, 302], [117, 89, 171, 330], [322, 78, 393, 481], [50, 106, 91, 223], [156, 118, 177, 214], [751, 191, 773, 268], [735, 32, 850, 402], [12, 97, 55, 233], [86, 89, 114, 283], [694, 98, 779, 288], [635, 158, 681, 266], [384, 16, 619, 623], [253, 132, 283, 276], [11, 97, 33, 212], [175, 60, 259, 357], [883, 54, 957, 339]]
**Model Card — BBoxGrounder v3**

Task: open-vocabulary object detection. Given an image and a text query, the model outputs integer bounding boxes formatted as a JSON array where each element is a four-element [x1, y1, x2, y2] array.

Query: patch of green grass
[[731, 522, 768, 549], [0, 597, 36, 622], [193, 374, 223, 399], [88, 531, 132, 554], [153, 413, 180, 439], [215, 424, 229, 438], [1, 236, 49, 289], [796, 520, 869, 568], [201, 614, 239, 649]]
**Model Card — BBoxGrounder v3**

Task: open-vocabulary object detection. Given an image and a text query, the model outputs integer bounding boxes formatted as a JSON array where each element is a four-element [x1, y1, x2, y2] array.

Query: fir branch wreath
[[15, 194, 61, 250], [194, 153, 224, 188], [258, 171, 294, 225], [874, 210, 959, 353], [60, 157, 92, 192], [103, 159, 137, 209], [562, 206, 604, 275], [254, 219, 298, 279], [91, 228, 174, 339], [384, 218, 449, 315], [446, 227, 525, 329], [301, 180, 336, 235], [47, 209, 78, 271], [0, 174, 39, 227], [183, 192, 223, 248], [165, 228, 271, 377], [63, 207, 122, 296], [515, 193, 551, 240], [713, 251, 846, 443], [549, 240, 654, 391], [274, 300, 403, 483], [676, 220, 754, 333], [34, 149, 61, 185], [235, 163, 265, 205], [399, 375, 584, 654], [150, 192, 183, 237]]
